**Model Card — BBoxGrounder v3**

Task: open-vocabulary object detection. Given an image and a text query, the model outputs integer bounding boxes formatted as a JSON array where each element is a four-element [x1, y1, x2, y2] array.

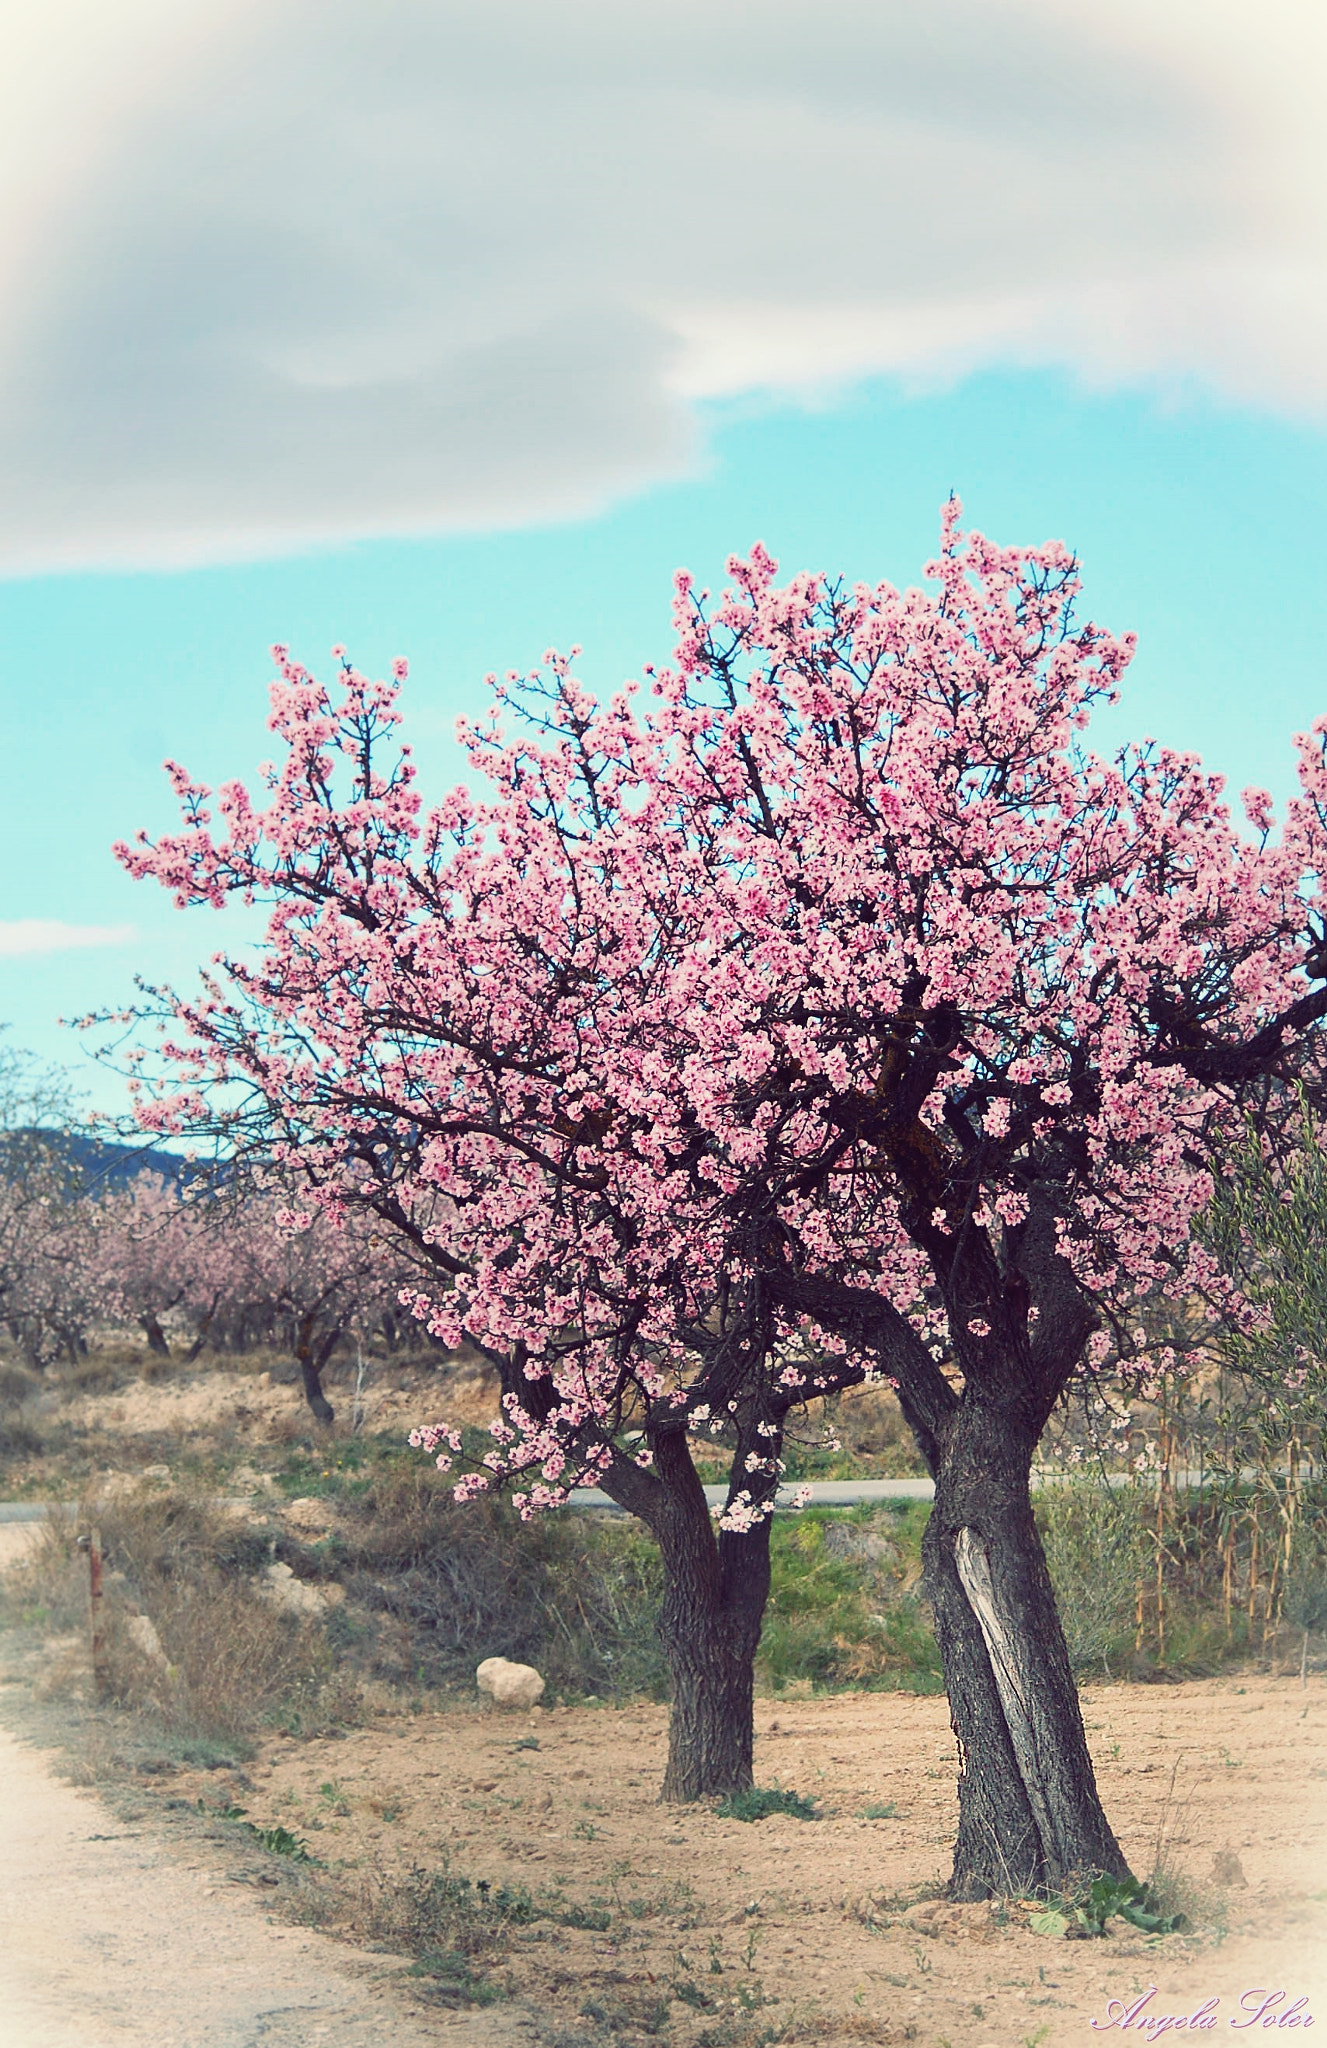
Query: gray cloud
[[0, 0, 1319, 569]]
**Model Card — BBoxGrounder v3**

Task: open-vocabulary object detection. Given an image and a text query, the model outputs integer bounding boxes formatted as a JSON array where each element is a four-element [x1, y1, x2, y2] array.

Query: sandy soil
[[24, 1354, 492, 1448], [16, 1673, 1307, 2048], [0, 1722, 530, 2048], [4, 1362, 1326, 2045]]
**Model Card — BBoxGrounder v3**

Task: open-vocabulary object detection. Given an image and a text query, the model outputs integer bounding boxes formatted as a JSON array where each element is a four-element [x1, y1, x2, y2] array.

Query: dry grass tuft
[[2, 1487, 359, 1752]]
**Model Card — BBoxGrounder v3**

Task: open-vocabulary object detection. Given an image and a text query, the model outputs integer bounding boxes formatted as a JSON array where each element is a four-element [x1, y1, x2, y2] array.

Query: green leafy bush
[[715, 1786, 817, 1822]]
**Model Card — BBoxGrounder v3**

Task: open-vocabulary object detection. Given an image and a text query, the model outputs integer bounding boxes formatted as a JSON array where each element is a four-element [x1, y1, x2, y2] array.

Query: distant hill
[[0, 1128, 209, 1194]]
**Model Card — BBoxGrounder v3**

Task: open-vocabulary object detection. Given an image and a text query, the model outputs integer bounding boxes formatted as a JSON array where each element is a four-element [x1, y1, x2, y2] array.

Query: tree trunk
[[184, 1292, 220, 1364], [923, 1390, 1130, 1897], [603, 1426, 774, 1802], [141, 1312, 170, 1358], [293, 1316, 337, 1424], [656, 1509, 770, 1802]]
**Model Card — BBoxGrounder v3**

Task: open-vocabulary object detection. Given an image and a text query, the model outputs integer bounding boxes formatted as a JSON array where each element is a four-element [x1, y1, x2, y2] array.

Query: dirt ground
[[232, 1677, 1327, 2042], [4, 1664, 1322, 2047], [3, 1359, 1327, 2044], [12, 1350, 490, 1457], [0, 1721, 488, 2048]]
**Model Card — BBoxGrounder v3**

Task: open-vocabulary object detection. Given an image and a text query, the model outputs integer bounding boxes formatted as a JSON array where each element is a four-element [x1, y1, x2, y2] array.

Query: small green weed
[[406, 1951, 506, 2006], [1028, 1875, 1185, 1940], [716, 1786, 817, 1823], [354, 1859, 535, 2006], [248, 1823, 312, 1860], [857, 1802, 900, 1820], [196, 1798, 248, 1821], [197, 1800, 310, 1859], [554, 1902, 612, 1931]]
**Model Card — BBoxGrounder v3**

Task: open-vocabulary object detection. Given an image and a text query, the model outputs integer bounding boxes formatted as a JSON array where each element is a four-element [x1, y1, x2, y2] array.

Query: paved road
[[0, 1468, 1289, 1526], [563, 1469, 1293, 1511], [565, 1477, 937, 1511]]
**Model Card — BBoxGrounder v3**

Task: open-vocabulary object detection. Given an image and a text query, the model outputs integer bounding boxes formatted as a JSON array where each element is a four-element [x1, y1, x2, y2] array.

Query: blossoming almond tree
[[114, 507, 1327, 1893], [94, 1173, 415, 1415]]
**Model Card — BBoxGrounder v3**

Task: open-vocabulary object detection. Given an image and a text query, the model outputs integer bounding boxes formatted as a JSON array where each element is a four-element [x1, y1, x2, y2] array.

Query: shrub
[[1037, 1482, 1147, 1677], [5, 1488, 350, 1750], [716, 1786, 818, 1822], [336, 1462, 667, 1700]]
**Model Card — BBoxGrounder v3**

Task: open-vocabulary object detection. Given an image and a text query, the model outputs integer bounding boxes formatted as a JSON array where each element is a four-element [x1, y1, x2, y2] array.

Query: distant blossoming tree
[[0, 1040, 97, 1366], [114, 507, 1327, 1894], [95, 1171, 421, 1415]]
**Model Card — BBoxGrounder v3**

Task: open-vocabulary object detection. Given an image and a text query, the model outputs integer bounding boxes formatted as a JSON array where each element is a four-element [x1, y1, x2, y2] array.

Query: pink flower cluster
[[112, 509, 1327, 1511]]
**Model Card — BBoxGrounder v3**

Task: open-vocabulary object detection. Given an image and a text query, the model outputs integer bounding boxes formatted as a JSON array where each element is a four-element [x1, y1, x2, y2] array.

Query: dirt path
[[0, 1725, 531, 2048]]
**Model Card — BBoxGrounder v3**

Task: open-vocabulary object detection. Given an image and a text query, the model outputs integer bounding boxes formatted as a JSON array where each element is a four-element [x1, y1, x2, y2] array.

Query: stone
[[126, 1613, 168, 1669], [259, 1561, 344, 1616], [475, 1656, 546, 1709], [229, 1465, 275, 1495], [284, 1495, 336, 1534], [904, 1898, 997, 1942]]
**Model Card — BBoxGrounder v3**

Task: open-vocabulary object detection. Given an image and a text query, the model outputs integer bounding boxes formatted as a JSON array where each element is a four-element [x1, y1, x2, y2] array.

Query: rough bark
[[923, 1390, 1130, 1897], [599, 1426, 774, 1802], [769, 1265, 1128, 1895]]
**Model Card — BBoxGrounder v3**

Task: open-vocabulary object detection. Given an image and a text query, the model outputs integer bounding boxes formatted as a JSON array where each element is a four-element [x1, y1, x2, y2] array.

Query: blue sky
[[0, 1, 1324, 1114]]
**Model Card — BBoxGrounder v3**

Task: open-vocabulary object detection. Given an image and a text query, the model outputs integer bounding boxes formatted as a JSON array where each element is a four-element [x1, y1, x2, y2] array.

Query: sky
[[0, 0, 1324, 1116]]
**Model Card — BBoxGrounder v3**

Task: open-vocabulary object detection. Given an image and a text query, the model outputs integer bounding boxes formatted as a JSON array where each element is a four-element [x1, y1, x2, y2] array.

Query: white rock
[[126, 1613, 168, 1669], [230, 1465, 275, 1495], [259, 1560, 343, 1616], [475, 1656, 545, 1709]]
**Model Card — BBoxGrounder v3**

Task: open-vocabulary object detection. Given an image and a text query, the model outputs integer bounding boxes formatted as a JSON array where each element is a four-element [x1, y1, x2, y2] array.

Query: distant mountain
[[0, 1128, 210, 1193]]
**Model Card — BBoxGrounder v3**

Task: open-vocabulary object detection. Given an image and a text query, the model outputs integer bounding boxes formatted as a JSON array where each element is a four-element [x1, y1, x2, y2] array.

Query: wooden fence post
[[77, 1529, 106, 1697]]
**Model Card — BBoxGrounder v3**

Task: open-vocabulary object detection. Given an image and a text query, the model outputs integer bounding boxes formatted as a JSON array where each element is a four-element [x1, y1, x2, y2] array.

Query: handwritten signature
[[1091, 1987, 1315, 2034]]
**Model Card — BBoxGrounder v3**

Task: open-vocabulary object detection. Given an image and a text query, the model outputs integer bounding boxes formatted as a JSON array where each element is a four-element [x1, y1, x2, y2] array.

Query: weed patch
[[758, 1506, 943, 1695], [717, 1788, 818, 1823], [0, 1489, 356, 1750], [1026, 1874, 1186, 1940]]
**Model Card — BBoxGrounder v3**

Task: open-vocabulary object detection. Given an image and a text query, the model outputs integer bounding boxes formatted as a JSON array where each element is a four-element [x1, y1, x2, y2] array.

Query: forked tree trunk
[[294, 1316, 339, 1423], [141, 1312, 171, 1358], [923, 1391, 1130, 1897]]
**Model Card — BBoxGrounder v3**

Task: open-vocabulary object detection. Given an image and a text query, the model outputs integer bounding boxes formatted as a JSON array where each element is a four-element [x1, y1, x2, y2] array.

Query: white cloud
[[0, 0, 1321, 571], [0, 921, 137, 958]]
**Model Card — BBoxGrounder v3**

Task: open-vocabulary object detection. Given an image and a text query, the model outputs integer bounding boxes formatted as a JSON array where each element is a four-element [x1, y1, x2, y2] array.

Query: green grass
[[274, 1432, 414, 1499], [716, 1787, 818, 1823], [757, 1504, 944, 1694]]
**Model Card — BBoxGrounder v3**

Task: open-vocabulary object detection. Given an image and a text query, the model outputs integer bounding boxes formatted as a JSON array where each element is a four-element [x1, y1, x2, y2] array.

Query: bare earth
[[3, 1672, 1325, 2046], [0, 1722, 505, 2048], [3, 1362, 1326, 2043]]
